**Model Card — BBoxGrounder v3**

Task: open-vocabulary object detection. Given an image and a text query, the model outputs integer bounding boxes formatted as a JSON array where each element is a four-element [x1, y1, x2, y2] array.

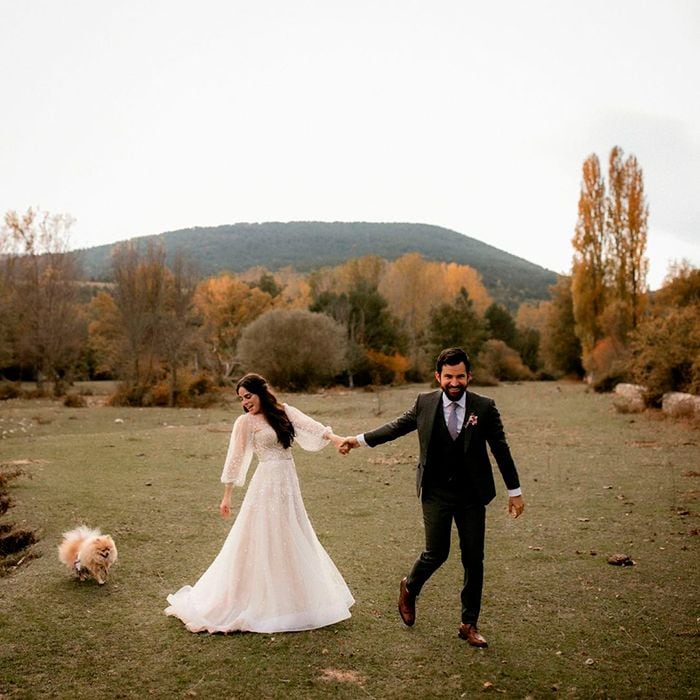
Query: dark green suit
[[364, 389, 520, 624]]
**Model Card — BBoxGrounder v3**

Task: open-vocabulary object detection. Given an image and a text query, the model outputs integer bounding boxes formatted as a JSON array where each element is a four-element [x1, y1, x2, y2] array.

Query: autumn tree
[[540, 276, 583, 377], [107, 242, 167, 387], [89, 242, 200, 405], [309, 256, 406, 385], [571, 154, 608, 360], [193, 273, 274, 381], [605, 147, 649, 335], [0, 234, 15, 370], [440, 262, 492, 315], [570, 147, 649, 383], [309, 256, 386, 297], [159, 255, 200, 406], [378, 253, 491, 372], [311, 277, 406, 385], [1, 208, 85, 392]]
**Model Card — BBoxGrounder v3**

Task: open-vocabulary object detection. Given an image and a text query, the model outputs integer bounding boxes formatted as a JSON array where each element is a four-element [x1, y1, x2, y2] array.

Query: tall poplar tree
[[606, 147, 649, 336], [571, 154, 607, 357]]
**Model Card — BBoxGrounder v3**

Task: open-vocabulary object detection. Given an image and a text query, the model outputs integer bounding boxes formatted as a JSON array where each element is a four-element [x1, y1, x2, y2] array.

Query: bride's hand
[[219, 498, 232, 518], [327, 432, 346, 451]]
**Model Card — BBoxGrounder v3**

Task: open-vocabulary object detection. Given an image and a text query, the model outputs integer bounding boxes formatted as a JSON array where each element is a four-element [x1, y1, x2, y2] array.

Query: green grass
[[0, 382, 698, 699]]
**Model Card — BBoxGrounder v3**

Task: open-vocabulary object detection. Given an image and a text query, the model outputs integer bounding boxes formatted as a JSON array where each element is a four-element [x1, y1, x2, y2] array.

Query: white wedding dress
[[165, 404, 354, 633]]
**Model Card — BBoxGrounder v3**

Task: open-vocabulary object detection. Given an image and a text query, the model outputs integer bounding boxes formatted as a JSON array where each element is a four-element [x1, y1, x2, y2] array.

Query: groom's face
[[436, 362, 471, 401]]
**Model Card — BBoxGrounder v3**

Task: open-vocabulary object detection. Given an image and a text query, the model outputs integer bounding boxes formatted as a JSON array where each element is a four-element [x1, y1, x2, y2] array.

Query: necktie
[[447, 401, 460, 440]]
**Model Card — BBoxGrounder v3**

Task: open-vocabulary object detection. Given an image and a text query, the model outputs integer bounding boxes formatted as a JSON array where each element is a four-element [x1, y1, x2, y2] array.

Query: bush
[[585, 337, 630, 392], [109, 372, 220, 408], [0, 382, 22, 401], [237, 309, 348, 391], [109, 382, 151, 407], [475, 340, 533, 382], [63, 393, 87, 408], [629, 305, 700, 405]]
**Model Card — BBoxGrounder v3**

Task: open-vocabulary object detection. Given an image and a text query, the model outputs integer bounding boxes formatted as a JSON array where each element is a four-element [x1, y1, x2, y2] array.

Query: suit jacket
[[364, 389, 520, 504]]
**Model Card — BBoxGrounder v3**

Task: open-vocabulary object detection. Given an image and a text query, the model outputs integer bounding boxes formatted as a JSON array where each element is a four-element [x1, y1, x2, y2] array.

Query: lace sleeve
[[220, 414, 254, 485], [284, 403, 332, 452]]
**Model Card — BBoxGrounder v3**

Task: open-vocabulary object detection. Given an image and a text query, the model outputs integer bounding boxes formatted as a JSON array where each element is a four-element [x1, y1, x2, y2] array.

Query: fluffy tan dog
[[58, 525, 118, 585]]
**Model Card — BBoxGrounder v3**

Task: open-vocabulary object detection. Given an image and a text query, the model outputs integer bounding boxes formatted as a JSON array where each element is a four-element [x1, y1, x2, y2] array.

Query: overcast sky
[[1, 1, 698, 289]]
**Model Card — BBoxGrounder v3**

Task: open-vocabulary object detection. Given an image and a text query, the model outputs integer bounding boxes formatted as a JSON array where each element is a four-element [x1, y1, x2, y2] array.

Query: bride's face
[[237, 387, 261, 414]]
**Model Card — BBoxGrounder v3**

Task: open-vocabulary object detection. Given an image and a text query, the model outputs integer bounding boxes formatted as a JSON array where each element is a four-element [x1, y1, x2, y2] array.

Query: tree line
[[565, 146, 698, 403], [1, 149, 697, 407], [1, 211, 553, 404]]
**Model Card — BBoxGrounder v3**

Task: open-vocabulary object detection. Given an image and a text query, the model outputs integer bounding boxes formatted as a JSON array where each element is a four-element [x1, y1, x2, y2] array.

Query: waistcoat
[[424, 404, 472, 490]]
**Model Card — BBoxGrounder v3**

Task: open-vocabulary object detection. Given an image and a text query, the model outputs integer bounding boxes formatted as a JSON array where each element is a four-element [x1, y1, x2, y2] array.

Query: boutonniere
[[466, 413, 478, 427]]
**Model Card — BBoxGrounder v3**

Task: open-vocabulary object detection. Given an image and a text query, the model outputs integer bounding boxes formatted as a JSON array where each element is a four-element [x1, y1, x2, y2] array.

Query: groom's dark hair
[[436, 347, 471, 374]]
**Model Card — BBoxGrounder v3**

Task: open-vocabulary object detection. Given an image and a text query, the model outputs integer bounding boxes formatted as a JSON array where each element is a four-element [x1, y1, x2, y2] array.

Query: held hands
[[337, 436, 359, 455], [508, 495, 525, 519], [327, 433, 359, 455]]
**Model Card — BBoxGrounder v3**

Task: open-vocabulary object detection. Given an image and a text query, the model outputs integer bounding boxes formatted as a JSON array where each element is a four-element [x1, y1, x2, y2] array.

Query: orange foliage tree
[[193, 273, 274, 381]]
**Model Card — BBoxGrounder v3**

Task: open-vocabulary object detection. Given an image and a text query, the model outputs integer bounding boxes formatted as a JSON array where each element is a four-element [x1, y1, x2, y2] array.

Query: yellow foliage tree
[[571, 153, 608, 361], [441, 262, 492, 315], [378, 253, 490, 366]]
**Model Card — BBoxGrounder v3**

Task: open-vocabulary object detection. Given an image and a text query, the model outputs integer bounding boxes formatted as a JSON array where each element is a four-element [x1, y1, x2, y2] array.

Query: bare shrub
[[109, 371, 220, 407], [0, 382, 23, 401], [63, 393, 87, 408], [237, 309, 348, 391]]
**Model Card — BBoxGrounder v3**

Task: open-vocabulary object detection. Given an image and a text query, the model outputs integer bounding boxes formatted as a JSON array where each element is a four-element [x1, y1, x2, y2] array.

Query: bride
[[165, 373, 354, 634]]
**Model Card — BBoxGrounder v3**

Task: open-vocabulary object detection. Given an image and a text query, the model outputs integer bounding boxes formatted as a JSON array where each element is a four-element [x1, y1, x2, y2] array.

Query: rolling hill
[[77, 222, 558, 306]]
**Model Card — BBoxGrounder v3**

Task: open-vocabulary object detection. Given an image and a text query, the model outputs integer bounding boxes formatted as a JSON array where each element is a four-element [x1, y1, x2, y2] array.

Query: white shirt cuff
[[507, 488, 522, 497], [356, 434, 368, 447]]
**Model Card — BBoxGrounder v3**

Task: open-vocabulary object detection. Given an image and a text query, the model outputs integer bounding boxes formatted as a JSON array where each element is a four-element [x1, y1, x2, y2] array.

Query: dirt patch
[[318, 668, 367, 685], [0, 466, 39, 574], [0, 527, 36, 555]]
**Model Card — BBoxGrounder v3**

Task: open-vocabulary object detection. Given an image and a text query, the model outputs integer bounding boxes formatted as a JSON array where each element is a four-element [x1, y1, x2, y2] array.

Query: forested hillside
[[77, 222, 557, 305]]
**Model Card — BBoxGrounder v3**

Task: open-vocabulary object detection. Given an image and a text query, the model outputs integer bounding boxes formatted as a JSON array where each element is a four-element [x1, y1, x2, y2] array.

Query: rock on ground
[[613, 383, 646, 413], [662, 392, 700, 420]]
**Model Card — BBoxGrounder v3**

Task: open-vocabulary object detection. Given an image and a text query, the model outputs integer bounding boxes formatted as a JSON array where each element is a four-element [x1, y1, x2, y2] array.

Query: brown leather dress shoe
[[398, 577, 415, 626], [458, 623, 488, 647]]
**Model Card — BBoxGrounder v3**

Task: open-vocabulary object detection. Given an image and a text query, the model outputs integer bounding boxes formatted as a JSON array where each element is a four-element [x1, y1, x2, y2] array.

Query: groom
[[340, 347, 524, 647]]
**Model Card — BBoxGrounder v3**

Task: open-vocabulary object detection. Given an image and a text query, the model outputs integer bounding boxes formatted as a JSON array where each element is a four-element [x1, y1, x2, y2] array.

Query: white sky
[[1, 0, 698, 289]]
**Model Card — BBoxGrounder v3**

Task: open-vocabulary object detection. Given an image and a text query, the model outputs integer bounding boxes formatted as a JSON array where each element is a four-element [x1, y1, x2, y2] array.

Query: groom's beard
[[443, 386, 466, 401]]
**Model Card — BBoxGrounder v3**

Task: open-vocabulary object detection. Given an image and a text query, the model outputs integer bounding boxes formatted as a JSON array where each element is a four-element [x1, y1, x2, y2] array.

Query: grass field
[[0, 382, 698, 699]]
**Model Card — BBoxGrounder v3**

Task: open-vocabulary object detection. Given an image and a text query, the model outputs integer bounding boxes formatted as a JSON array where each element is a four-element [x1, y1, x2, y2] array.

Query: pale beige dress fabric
[[165, 404, 354, 633]]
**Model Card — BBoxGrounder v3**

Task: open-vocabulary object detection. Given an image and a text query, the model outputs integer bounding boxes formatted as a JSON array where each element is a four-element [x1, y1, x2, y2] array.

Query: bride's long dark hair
[[235, 373, 295, 449]]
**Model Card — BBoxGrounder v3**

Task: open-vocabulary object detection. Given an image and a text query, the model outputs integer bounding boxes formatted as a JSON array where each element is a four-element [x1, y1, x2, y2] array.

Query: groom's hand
[[508, 495, 525, 518], [338, 436, 359, 454]]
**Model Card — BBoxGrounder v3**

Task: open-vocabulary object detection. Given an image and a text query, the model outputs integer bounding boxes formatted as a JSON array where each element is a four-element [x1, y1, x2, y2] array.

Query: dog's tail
[[61, 524, 102, 541], [57, 525, 102, 568]]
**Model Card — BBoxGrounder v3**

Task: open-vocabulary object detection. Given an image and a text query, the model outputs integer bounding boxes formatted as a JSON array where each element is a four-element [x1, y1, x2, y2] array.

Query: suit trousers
[[407, 485, 486, 625]]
